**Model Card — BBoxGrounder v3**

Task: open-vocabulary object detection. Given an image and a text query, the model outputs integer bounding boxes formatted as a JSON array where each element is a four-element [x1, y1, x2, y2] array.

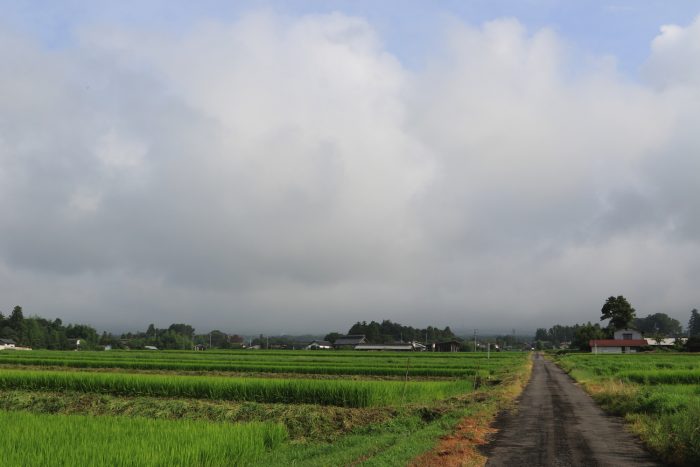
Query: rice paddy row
[[0, 350, 530, 465], [0, 349, 522, 378], [0, 368, 475, 407], [0, 410, 287, 466]]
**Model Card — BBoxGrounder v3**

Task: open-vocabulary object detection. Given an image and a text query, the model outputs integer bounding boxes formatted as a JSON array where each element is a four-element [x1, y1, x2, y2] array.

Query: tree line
[[0, 306, 99, 349], [325, 320, 457, 344], [0, 305, 247, 350], [534, 296, 699, 351]]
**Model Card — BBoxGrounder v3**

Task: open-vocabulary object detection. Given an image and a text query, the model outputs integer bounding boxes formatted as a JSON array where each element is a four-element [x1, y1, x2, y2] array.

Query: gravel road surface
[[484, 353, 660, 467]]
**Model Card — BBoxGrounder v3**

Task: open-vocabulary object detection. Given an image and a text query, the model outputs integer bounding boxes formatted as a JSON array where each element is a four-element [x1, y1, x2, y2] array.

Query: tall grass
[[0, 410, 286, 466], [554, 353, 700, 466]]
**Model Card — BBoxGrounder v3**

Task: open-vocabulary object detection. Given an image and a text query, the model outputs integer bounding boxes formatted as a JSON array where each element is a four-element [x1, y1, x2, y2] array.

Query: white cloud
[[1, 12, 699, 333], [646, 15, 700, 89], [95, 129, 148, 171]]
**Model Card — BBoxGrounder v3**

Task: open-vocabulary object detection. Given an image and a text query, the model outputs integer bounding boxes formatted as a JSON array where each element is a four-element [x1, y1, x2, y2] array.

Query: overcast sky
[[1, 1, 699, 335]]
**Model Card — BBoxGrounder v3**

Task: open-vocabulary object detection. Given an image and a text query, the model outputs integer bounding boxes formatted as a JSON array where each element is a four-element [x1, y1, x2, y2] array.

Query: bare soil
[[482, 353, 661, 467]]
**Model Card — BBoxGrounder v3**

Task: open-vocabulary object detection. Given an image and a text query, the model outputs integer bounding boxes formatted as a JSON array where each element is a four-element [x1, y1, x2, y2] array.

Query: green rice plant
[[0, 369, 473, 407], [620, 370, 700, 385], [0, 349, 527, 378], [0, 410, 286, 466]]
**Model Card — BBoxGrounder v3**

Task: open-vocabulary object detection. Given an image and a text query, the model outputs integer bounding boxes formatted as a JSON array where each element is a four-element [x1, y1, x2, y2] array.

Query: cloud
[[646, 15, 700, 89], [1, 12, 699, 333]]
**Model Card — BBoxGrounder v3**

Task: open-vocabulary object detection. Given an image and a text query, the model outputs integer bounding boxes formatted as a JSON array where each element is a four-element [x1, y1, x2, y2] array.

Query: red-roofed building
[[590, 329, 647, 353], [589, 339, 648, 353]]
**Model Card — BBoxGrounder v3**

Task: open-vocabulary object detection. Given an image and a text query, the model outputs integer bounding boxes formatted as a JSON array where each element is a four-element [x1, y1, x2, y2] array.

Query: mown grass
[[554, 353, 700, 466], [0, 389, 392, 441], [0, 410, 286, 466]]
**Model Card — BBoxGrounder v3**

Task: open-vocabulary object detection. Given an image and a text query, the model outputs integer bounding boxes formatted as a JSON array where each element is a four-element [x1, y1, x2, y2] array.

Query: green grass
[[0, 368, 473, 407], [0, 349, 524, 377], [0, 410, 287, 466], [554, 353, 700, 466], [0, 351, 530, 465]]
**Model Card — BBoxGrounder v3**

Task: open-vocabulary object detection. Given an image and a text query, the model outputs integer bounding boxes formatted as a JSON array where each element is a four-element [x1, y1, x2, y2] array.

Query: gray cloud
[[1, 13, 699, 334]]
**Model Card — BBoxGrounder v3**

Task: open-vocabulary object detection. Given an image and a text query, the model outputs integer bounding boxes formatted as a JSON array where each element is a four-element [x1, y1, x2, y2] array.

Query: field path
[[483, 353, 660, 467]]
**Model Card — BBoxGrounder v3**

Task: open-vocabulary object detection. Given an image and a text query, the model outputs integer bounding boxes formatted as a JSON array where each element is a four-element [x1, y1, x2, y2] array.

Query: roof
[[309, 341, 332, 346], [589, 339, 648, 347], [644, 338, 687, 346], [0, 338, 16, 345], [334, 335, 366, 346], [355, 344, 414, 351]]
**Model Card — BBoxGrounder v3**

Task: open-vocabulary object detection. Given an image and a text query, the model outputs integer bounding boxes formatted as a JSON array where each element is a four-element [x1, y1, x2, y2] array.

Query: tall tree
[[168, 323, 195, 338], [534, 328, 548, 341], [633, 313, 683, 336], [572, 322, 606, 351], [600, 295, 636, 331], [689, 309, 700, 337], [8, 305, 26, 344], [324, 332, 343, 343]]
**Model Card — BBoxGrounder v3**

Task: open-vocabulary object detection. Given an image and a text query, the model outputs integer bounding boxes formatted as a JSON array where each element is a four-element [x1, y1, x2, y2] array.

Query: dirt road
[[484, 354, 660, 467]]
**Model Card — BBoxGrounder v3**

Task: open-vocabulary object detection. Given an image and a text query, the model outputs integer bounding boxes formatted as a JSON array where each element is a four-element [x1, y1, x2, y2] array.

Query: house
[[590, 328, 647, 353], [305, 340, 333, 350], [355, 344, 415, 351], [333, 335, 367, 350], [644, 337, 687, 347], [0, 338, 16, 350], [435, 340, 462, 352], [614, 329, 643, 340]]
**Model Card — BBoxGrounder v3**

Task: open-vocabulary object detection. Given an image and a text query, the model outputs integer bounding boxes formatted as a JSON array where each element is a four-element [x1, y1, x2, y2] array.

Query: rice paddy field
[[554, 353, 700, 466], [0, 349, 530, 466]]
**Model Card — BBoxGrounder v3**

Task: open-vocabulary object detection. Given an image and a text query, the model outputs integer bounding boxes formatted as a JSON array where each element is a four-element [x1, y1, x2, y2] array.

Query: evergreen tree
[[8, 305, 26, 344], [689, 309, 700, 337]]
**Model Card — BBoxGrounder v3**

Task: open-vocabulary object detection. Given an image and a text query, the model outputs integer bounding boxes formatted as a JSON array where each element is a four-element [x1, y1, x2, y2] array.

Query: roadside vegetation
[[554, 353, 700, 466]]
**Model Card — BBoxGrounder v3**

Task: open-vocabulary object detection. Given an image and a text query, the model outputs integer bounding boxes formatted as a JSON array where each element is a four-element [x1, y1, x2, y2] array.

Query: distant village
[[1, 301, 699, 353]]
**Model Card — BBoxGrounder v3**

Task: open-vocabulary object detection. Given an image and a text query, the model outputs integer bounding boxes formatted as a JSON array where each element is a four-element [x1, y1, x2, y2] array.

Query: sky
[[1, 1, 699, 336]]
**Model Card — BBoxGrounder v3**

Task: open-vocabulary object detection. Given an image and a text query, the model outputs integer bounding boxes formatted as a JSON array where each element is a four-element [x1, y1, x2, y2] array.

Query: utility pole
[[209, 332, 212, 349], [487, 342, 490, 359], [474, 329, 478, 352]]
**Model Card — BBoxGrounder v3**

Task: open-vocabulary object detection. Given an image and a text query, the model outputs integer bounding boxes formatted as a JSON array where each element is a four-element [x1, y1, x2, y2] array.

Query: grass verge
[[552, 353, 700, 466]]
